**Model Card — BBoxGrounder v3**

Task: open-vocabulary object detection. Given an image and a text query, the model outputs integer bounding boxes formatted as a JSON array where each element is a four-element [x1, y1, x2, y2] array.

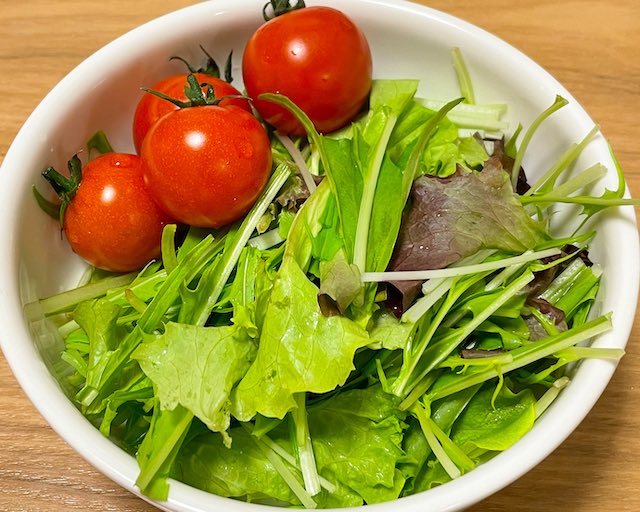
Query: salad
[[28, 1, 638, 509]]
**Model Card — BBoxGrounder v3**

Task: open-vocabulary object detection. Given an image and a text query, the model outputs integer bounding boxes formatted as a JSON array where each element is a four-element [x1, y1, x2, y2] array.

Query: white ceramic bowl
[[0, 1, 637, 511]]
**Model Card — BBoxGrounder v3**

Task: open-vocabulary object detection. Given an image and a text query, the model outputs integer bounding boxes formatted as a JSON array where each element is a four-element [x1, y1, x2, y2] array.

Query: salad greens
[[28, 48, 636, 509]]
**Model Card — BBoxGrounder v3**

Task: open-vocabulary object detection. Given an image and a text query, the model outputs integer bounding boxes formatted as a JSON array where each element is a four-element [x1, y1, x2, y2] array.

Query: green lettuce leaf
[[73, 298, 123, 393], [458, 136, 490, 169], [388, 100, 476, 178], [367, 309, 414, 350], [308, 385, 407, 504], [322, 79, 418, 271], [451, 382, 536, 451], [318, 248, 363, 313], [231, 258, 370, 420], [133, 322, 256, 443], [173, 425, 301, 505]]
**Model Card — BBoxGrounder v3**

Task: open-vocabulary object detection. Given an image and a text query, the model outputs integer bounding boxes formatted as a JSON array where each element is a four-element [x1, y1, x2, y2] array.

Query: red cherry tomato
[[242, 6, 372, 136], [140, 105, 272, 228], [63, 153, 173, 272], [132, 72, 250, 153]]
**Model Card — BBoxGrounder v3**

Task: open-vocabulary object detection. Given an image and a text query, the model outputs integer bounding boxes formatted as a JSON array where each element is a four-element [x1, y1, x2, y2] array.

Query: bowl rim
[[0, 0, 638, 511]]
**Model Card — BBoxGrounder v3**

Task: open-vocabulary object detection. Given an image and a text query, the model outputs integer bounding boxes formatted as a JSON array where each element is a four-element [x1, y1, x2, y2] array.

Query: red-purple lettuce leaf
[[388, 161, 547, 306]]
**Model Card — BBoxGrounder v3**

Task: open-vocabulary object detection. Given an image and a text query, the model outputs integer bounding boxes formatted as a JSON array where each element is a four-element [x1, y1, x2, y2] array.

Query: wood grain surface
[[1, 1, 639, 511]]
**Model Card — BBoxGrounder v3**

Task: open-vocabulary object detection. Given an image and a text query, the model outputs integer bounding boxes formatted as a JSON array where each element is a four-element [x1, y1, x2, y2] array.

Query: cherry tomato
[[62, 153, 174, 272], [242, 6, 372, 136], [132, 72, 250, 153], [140, 105, 272, 228]]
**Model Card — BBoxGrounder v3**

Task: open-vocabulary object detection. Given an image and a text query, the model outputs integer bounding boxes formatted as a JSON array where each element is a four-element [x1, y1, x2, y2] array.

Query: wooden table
[[1, 1, 638, 511]]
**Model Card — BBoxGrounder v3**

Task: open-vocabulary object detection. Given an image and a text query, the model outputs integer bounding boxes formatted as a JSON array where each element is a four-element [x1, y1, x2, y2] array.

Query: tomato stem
[[262, 0, 305, 21], [32, 185, 60, 220], [223, 50, 233, 83], [142, 73, 249, 109], [168, 45, 234, 82], [87, 130, 114, 155], [41, 154, 83, 224]]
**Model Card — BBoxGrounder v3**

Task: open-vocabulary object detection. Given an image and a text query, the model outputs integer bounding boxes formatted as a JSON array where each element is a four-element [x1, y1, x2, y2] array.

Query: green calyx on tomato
[[142, 73, 247, 109], [169, 45, 234, 83], [35, 129, 118, 223], [140, 96, 273, 229], [262, 0, 306, 21], [39, 149, 173, 273], [38, 154, 83, 225], [86, 130, 115, 155], [132, 51, 251, 153]]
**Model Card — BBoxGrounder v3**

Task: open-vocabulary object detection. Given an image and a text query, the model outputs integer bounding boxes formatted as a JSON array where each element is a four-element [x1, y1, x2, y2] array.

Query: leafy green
[[75, 234, 222, 412], [73, 299, 123, 395], [351, 80, 418, 271], [367, 310, 414, 351], [451, 383, 536, 451], [231, 257, 370, 420], [308, 386, 407, 504], [133, 323, 256, 444], [318, 248, 363, 313], [388, 165, 547, 274], [40, 57, 630, 509], [136, 402, 193, 500], [174, 425, 301, 505]]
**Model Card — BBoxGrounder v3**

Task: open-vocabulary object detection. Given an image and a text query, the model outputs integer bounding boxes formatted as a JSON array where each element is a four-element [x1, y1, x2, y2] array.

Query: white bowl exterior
[[0, 0, 637, 511]]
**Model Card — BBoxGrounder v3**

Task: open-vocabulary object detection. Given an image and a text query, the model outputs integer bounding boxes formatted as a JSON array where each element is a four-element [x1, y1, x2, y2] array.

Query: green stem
[[511, 95, 569, 188], [398, 371, 439, 411], [192, 163, 291, 326], [293, 393, 321, 496], [25, 272, 138, 318], [402, 270, 535, 398], [427, 313, 612, 401], [452, 47, 476, 104], [401, 249, 496, 324], [135, 407, 194, 495], [362, 247, 560, 282], [533, 377, 570, 418], [353, 112, 398, 272], [136, 399, 193, 501], [259, 434, 337, 493], [525, 125, 600, 196], [523, 163, 607, 213], [412, 402, 461, 479], [520, 195, 639, 207], [247, 425, 317, 509], [393, 270, 491, 397]]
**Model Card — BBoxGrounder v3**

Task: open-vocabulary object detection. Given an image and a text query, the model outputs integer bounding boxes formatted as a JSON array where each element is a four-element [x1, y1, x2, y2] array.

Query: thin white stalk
[[402, 249, 496, 324], [362, 248, 560, 282], [260, 435, 337, 493], [294, 394, 321, 497], [275, 132, 317, 194], [413, 404, 461, 480], [248, 228, 285, 250]]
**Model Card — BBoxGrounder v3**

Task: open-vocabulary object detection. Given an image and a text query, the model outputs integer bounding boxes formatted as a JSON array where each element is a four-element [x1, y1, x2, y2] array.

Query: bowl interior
[[0, 1, 638, 511]]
